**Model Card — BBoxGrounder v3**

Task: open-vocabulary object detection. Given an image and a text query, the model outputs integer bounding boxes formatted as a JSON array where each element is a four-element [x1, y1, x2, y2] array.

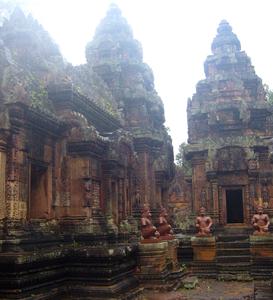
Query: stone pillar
[[211, 179, 219, 222], [92, 180, 101, 217], [191, 155, 205, 213], [187, 181, 193, 212], [249, 178, 256, 211], [118, 179, 123, 223], [6, 133, 20, 220], [218, 186, 223, 226], [137, 152, 150, 205], [0, 130, 9, 219], [137, 242, 169, 285], [245, 184, 251, 225]]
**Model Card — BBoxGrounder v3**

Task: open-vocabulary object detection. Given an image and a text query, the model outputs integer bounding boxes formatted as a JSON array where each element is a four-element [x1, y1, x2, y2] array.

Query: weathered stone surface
[[191, 237, 217, 262], [250, 236, 273, 258], [0, 244, 139, 299], [181, 276, 198, 289], [137, 242, 170, 285]]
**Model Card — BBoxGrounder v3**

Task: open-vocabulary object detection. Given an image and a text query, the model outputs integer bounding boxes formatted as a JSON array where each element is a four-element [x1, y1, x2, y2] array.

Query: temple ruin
[[184, 20, 273, 228], [0, 3, 273, 300], [0, 4, 174, 236], [0, 4, 176, 298]]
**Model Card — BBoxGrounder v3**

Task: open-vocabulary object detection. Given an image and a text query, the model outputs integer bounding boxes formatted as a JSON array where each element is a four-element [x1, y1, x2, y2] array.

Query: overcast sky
[[14, 0, 273, 156]]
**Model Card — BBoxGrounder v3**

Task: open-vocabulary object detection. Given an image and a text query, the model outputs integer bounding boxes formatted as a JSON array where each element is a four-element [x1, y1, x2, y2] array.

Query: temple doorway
[[226, 189, 244, 223]]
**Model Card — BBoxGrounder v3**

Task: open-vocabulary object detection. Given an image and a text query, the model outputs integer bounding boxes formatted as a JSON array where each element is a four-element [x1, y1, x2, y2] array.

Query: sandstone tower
[[185, 20, 273, 227]]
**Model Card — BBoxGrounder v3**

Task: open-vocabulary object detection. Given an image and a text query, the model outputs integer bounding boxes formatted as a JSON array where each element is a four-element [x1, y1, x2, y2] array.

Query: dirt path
[[135, 278, 265, 300]]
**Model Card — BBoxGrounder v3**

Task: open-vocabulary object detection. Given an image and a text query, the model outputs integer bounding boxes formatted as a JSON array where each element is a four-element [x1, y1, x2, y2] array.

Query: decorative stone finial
[[107, 2, 122, 17], [94, 2, 133, 38], [211, 20, 241, 54]]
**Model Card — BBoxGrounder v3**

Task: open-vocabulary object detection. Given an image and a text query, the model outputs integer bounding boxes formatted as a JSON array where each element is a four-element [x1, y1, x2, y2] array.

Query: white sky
[[19, 0, 273, 156]]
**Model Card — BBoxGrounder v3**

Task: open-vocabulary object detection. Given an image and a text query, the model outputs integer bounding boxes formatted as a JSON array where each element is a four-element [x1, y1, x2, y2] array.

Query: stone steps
[[217, 235, 249, 242], [216, 235, 251, 276], [217, 241, 250, 248], [217, 255, 251, 264], [217, 262, 251, 272], [217, 248, 250, 256]]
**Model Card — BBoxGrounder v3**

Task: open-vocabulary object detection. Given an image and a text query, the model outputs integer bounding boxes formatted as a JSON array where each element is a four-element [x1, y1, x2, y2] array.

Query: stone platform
[[137, 241, 169, 285], [177, 234, 273, 280], [250, 236, 273, 279], [0, 244, 139, 299], [191, 236, 217, 278]]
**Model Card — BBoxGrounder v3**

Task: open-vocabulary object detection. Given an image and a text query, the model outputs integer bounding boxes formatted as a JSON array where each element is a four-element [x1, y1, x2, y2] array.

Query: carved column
[[6, 133, 20, 220], [218, 186, 223, 227], [245, 184, 251, 225], [249, 177, 256, 210], [211, 179, 219, 222], [118, 179, 123, 224], [92, 180, 101, 217], [138, 152, 150, 205], [186, 181, 193, 212], [0, 130, 9, 219], [191, 155, 206, 213]]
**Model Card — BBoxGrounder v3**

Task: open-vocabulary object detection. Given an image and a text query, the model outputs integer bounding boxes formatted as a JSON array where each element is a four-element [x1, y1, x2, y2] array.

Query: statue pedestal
[[250, 236, 273, 278], [191, 237, 216, 261], [191, 237, 217, 278], [253, 231, 270, 236], [166, 239, 184, 279], [138, 242, 169, 285]]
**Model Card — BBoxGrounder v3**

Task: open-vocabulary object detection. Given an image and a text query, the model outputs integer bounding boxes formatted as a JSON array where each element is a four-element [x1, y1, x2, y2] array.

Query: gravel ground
[[135, 278, 265, 300]]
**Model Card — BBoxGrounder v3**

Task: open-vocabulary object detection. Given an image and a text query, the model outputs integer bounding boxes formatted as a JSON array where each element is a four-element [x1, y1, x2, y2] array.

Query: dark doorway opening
[[226, 189, 244, 223]]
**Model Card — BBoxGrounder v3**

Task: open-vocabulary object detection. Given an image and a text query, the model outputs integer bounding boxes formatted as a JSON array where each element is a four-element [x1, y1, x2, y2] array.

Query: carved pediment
[[215, 146, 247, 171]]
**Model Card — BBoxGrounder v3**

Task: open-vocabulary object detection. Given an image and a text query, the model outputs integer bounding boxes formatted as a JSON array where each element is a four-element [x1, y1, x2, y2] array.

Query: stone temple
[[180, 20, 273, 228], [0, 4, 176, 298], [0, 4, 175, 234], [0, 4, 273, 300]]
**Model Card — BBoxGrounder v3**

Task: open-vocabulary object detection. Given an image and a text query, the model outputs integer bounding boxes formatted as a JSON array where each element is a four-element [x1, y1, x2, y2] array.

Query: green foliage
[[100, 98, 116, 116], [30, 84, 48, 108], [264, 84, 273, 103], [175, 142, 187, 168]]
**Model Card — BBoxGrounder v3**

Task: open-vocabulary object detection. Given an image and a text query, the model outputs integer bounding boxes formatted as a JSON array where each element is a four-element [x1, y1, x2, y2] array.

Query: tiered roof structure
[[185, 20, 273, 226]]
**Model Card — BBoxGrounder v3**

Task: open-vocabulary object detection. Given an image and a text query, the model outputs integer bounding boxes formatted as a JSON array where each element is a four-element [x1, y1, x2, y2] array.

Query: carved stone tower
[[185, 20, 273, 227], [86, 4, 175, 215]]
